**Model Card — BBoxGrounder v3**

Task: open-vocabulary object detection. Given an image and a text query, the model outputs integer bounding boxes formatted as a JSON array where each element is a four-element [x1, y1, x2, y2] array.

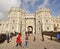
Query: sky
[[0, 0, 60, 20]]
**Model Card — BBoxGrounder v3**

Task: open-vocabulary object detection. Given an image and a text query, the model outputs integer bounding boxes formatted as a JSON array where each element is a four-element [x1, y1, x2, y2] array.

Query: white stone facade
[[53, 17, 60, 32], [0, 7, 60, 34]]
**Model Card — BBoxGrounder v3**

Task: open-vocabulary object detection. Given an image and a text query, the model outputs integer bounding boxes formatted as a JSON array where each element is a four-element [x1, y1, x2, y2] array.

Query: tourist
[[33, 36, 36, 42], [44, 47, 47, 49], [6, 33, 9, 43], [25, 31, 29, 47], [16, 33, 22, 47], [10, 32, 13, 40]]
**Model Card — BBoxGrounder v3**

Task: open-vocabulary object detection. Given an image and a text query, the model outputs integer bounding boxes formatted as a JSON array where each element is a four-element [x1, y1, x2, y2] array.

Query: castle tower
[[8, 7, 25, 33], [35, 8, 54, 34]]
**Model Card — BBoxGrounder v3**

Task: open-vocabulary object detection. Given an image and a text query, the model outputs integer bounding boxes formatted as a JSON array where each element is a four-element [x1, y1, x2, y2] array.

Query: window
[[46, 20, 48, 22], [57, 24, 59, 26], [38, 21, 40, 24], [54, 24, 55, 26], [54, 27, 57, 31], [14, 13, 16, 16], [0, 24, 1, 26], [39, 28, 40, 30], [12, 27, 14, 29], [7, 24, 8, 27], [13, 20, 15, 23], [38, 21, 40, 22], [47, 27, 49, 30]]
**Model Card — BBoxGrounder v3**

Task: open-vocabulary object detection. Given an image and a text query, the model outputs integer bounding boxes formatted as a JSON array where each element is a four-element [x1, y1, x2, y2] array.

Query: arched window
[[12, 27, 14, 29], [13, 20, 15, 23], [46, 20, 48, 22], [38, 21, 40, 25], [57, 24, 59, 26], [47, 27, 49, 30]]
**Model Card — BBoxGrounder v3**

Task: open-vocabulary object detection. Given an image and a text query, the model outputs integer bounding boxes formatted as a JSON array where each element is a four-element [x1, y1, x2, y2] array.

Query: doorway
[[27, 26, 33, 34]]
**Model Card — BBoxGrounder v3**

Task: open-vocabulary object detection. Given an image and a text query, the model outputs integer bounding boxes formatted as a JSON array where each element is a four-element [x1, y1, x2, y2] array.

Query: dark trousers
[[7, 39, 9, 43], [16, 43, 22, 47], [25, 41, 28, 46]]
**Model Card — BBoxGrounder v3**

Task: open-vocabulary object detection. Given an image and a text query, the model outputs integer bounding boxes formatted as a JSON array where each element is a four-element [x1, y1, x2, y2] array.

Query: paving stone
[[0, 34, 60, 49]]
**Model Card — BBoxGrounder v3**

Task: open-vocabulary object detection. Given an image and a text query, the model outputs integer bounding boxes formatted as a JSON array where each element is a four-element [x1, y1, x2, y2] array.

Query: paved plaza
[[0, 34, 60, 49]]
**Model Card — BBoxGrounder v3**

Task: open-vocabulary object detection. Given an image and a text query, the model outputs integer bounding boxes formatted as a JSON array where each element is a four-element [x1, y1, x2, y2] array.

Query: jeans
[[25, 41, 28, 46]]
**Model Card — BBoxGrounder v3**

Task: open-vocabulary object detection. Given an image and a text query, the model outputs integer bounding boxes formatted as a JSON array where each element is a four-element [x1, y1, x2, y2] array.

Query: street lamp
[[20, 21, 22, 33], [41, 23, 44, 41]]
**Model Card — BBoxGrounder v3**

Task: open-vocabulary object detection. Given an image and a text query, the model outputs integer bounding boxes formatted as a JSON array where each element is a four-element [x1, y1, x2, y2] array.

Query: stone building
[[0, 7, 60, 34], [53, 16, 60, 32]]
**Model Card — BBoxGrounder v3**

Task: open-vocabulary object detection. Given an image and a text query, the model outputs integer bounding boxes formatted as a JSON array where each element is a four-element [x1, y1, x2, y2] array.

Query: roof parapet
[[9, 7, 25, 14], [36, 8, 50, 13]]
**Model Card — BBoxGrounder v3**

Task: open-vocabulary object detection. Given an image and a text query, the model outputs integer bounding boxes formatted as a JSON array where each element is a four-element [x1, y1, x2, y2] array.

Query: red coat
[[16, 35, 21, 44]]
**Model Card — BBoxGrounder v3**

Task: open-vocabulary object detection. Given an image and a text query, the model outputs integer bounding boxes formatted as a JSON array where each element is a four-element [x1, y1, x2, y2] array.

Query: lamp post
[[41, 23, 44, 41], [20, 21, 22, 33]]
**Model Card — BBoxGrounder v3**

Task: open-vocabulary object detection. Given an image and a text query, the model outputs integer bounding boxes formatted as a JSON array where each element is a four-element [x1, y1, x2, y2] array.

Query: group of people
[[6, 33, 13, 43], [16, 32, 29, 47], [6, 31, 36, 48], [5, 32, 47, 49]]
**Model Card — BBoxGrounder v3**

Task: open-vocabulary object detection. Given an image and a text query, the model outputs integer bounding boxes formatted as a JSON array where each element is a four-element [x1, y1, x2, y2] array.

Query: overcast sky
[[0, 0, 60, 20]]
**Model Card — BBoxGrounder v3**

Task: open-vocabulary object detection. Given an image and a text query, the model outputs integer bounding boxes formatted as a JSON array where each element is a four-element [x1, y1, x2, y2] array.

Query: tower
[[8, 7, 25, 33]]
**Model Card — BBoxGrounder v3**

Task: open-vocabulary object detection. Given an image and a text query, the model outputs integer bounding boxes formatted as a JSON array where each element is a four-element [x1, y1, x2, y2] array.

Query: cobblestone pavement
[[0, 34, 60, 49]]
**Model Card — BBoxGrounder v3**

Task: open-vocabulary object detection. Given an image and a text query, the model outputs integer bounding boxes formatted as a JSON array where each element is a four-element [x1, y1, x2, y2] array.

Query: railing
[[41, 31, 60, 41]]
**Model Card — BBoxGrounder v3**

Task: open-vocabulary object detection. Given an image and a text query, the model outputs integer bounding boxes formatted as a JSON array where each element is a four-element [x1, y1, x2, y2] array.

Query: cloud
[[0, 0, 21, 11], [53, 0, 58, 4], [0, 0, 21, 20], [20, 0, 37, 13], [53, 0, 60, 9], [49, 0, 60, 16], [21, 0, 49, 13], [0, 0, 50, 20], [0, 0, 60, 20], [38, 0, 49, 8], [0, 12, 4, 20]]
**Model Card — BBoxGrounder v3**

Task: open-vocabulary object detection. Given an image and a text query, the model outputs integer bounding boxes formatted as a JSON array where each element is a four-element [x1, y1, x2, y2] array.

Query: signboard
[[56, 34, 60, 38]]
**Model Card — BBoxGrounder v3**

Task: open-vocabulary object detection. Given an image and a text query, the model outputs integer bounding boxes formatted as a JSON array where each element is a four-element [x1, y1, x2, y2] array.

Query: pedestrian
[[6, 33, 10, 43], [44, 47, 47, 49], [16, 33, 22, 47], [25, 31, 29, 47], [33, 36, 36, 42], [10, 32, 13, 40]]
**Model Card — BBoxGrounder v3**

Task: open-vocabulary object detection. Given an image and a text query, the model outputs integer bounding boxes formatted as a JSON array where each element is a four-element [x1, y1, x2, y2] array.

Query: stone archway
[[27, 26, 33, 34]]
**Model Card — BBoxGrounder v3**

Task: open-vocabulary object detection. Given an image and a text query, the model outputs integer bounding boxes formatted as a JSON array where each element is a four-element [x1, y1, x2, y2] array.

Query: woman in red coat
[[16, 33, 22, 47]]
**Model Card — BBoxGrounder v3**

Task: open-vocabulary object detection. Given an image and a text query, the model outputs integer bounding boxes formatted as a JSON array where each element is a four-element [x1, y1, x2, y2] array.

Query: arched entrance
[[27, 26, 33, 34]]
